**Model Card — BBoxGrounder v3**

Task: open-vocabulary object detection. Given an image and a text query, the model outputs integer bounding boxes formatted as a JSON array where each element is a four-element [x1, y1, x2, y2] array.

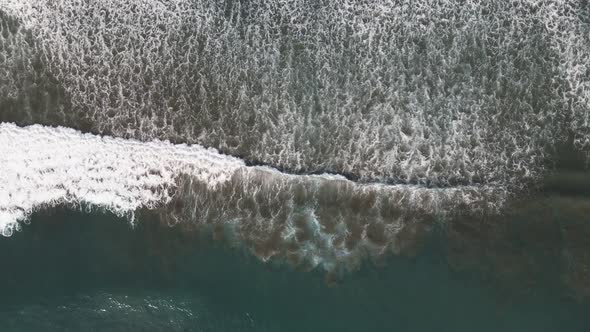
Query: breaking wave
[[0, 123, 505, 271]]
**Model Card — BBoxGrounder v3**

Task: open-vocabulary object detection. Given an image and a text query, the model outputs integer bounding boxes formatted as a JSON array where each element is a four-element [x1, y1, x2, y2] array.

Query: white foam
[[0, 123, 244, 235]]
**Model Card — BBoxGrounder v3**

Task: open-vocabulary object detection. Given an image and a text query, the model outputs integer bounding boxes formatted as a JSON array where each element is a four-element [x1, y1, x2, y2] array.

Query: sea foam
[[1, 1, 588, 189], [0, 122, 243, 235]]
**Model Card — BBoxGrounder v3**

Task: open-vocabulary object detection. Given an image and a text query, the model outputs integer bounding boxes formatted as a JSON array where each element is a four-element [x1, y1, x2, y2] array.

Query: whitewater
[[2, 0, 589, 190], [0, 122, 244, 234]]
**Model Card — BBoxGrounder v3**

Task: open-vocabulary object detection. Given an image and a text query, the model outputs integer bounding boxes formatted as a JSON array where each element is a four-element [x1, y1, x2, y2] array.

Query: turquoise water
[[1, 210, 588, 331]]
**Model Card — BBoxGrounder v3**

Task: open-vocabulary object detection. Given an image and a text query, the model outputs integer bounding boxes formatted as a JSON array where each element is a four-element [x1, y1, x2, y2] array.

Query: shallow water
[[0, 210, 588, 332]]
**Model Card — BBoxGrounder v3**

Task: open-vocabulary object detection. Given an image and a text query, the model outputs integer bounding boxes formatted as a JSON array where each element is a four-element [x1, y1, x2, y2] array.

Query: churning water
[[1, 1, 590, 330]]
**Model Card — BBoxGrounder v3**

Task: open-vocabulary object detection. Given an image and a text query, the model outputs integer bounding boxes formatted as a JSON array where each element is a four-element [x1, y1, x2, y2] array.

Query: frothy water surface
[[2, 0, 590, 329], [1, 0, 589, 188]]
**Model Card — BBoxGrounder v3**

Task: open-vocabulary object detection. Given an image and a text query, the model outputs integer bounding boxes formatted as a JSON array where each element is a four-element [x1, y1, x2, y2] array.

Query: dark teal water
[[0, 210, 589, 332]]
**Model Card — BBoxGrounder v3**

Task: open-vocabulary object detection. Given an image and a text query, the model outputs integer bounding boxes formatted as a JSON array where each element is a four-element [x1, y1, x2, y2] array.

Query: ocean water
[[2, 1, 590, 330], [0, 209, 589, 332]]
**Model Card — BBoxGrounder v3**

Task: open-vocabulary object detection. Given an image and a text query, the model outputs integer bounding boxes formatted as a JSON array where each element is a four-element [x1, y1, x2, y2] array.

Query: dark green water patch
[[0, 209, 589, 331]]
